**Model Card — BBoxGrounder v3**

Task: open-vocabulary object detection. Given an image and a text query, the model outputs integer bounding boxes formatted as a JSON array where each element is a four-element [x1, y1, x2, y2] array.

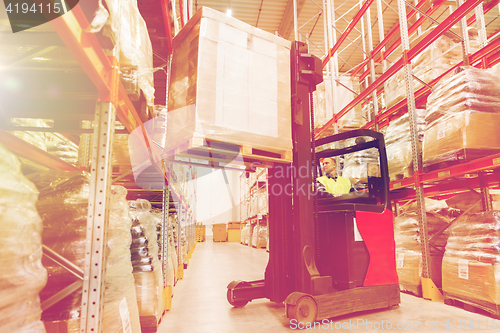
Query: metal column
[[396, 0, 431, 283], [162, 183, 170, 287], [80, 101, 116, 332]]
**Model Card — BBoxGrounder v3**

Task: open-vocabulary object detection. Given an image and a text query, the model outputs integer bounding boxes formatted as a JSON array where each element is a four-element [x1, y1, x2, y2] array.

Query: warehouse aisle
[[158, 239, 493, 333]]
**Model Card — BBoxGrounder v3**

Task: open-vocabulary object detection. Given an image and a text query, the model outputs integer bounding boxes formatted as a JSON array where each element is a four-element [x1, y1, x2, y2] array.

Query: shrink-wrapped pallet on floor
[[422, 67, 500, 168], [31, 171, 141, 333], [167, 7, 292, 162], [0, 144, 47, 333], [395, 199, 458, 295], [442, 211, 500, 315], [129, 199, 164, 326], [385, 110, 425, 181]]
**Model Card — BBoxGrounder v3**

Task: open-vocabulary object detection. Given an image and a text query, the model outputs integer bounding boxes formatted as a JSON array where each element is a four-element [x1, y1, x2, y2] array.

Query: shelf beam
[[316, 0, 484, 138], [0, 129, 79, 171]]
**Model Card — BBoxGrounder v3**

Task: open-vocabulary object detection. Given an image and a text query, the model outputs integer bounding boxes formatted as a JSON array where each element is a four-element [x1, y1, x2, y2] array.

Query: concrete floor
[[158, 238, 495, 332]]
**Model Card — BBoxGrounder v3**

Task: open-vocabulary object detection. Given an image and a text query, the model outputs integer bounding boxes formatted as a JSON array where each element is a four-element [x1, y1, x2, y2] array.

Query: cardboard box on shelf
[[423, 112, 500, 167], [167, 7, 292, 163]]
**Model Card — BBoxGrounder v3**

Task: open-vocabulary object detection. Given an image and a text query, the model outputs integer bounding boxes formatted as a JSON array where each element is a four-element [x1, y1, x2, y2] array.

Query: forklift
[[227, 41, 400, 325]]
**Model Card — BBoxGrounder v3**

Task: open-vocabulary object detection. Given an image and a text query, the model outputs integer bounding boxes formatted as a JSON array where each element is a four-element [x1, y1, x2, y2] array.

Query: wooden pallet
[[164, 137, 292, 167], [443, 292, 500, 319], [399, 283, 423, 298], [424, 148, 500, 173], [390, 169, 412, 182]]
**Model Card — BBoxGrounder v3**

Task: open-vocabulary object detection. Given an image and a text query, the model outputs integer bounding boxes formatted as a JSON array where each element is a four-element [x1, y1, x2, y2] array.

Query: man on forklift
[[317, 157, 351, 196]]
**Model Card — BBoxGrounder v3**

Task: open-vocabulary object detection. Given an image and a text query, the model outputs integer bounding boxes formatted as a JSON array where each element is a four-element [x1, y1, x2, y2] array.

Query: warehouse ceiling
[[193, 0, 500, 75]]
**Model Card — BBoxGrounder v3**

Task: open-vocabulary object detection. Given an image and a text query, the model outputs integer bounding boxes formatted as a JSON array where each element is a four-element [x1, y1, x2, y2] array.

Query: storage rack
[[314, 0, 500, 297], [0, 1, 196, 332], [239, 167, 269, 248]]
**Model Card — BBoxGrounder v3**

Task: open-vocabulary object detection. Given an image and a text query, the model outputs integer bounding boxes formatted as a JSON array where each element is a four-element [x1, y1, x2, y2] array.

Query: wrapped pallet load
[[129, 199, 165, 326], [442, 211, 500, 314], [167, 7, 292, 162], [423, 67, 500, 169], [30, 171, 141, 333], [102, 0, 154, 108], [386, 27, 479, 108], [0, 144, 47, 333], [395, 198, 459, 295], [385, 109, 425, 181]]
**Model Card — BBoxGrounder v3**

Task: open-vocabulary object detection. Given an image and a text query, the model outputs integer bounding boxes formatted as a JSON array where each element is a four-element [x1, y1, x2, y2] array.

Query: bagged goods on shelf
[[386, 28, 480, 109], [423, 67, 500, 167], [167, 7, 292, 158], [45, 134, 79, 165], [442, 211, 500, 305], [101, 0, 155, 106], [103, 185, 142, 333], [241, 223, 251, 245], [385, 109, 425, 180], [129, 199, 164, 318], [394, 198, 458, 292], [30, 171, 141, 333], [0, 144, 47, 333], [313, 76, 365, 134]]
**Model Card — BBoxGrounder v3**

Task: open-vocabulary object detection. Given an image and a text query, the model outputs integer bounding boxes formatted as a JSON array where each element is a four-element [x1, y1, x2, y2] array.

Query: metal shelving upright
[[317, 0, 500, 299]]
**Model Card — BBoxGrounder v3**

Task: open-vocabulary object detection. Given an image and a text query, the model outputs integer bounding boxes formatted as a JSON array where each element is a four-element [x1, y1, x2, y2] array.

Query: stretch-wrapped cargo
[[0, 144, 47, 333], [443, 211, 500, 311], [31, 171, 141, 333], [423, 67, 500, 168], [167, 7, 292, 160]]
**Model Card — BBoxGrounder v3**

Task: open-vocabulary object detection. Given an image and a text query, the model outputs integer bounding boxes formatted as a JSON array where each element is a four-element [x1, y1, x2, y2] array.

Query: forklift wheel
[[227, 288, 249, 308], [287, 296, 317, 326]]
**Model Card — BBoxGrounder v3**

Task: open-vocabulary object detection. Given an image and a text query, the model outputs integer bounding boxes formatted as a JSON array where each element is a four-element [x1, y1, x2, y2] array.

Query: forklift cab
[[315, 129, 390, 212], [313, 129, 395, 291]]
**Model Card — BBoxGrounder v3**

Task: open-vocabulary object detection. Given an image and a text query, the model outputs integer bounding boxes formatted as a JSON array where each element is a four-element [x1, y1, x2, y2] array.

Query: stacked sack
[[129, 200, 165, 322], [442, 211, 500, 307], [386, 28, 479, 108], [423, 67, 500, 168], [394, 199, 459, 295], [0, 144, 47, 333], [32, 171, 141, 333], [385, 109, 425, 181]]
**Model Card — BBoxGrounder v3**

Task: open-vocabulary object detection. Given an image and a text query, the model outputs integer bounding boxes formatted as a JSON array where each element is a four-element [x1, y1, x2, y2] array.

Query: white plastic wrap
[[45, 133, 79, 165], [167, 7, 292, 155], [129, 199, 164, 318], [0, 144, 47, 333], [443, 211, 500, 304], [385, 109, 425, 180], [104, 0, 155, 106], [103, 186, 142, 333], [423, 67, 500, 167], [31, 171, 141, 332], [394, 198, 458, 292]]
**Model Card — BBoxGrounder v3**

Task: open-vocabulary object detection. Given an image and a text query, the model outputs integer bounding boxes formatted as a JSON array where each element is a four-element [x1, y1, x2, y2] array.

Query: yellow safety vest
[[317, 175, 351, 195]]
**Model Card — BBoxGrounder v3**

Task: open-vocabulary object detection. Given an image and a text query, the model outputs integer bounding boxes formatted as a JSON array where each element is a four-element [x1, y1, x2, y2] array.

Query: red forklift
[[227, 41, 400, 325]]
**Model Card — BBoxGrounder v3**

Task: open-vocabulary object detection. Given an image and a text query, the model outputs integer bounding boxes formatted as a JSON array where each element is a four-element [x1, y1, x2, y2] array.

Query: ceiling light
[[226, 9, 232, 16]]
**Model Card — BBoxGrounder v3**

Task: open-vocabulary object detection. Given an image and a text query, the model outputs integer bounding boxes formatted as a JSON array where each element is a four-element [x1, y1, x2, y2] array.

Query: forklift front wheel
[[227, 288, 249, 308], [287, 296, 318, 326]]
